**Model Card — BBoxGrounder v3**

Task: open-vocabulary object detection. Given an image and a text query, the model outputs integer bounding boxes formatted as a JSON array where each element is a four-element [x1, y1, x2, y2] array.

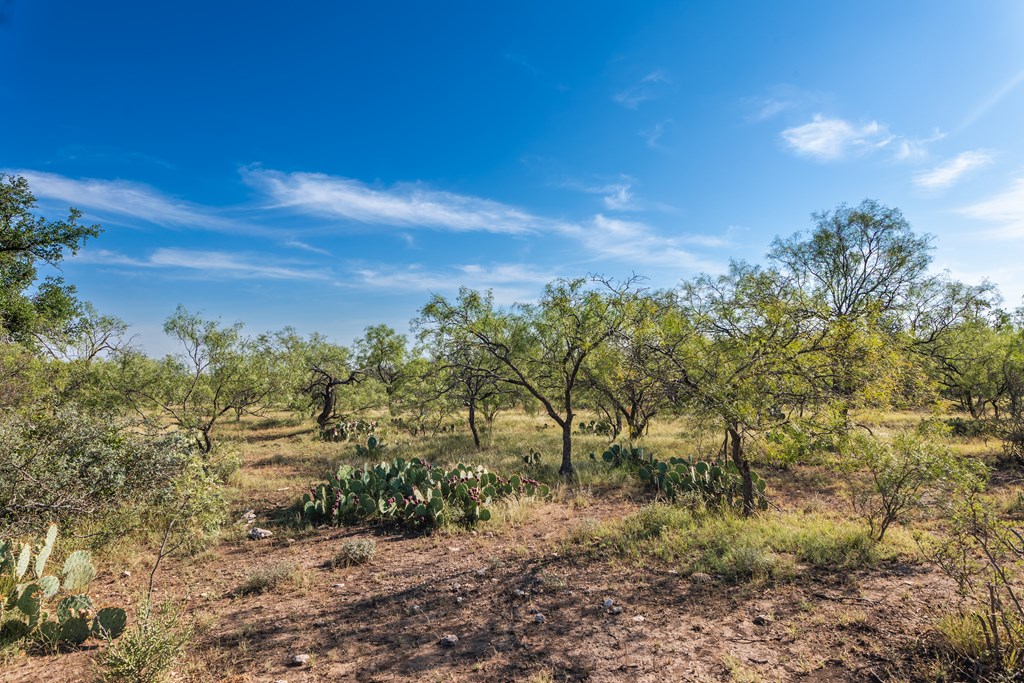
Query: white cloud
[[7, 169, 245, 232], [780, 115, 893, 161], [562, 177, 637, 210], [353, 263, 556, 305], [614, 70, 670, 109], [959, 179, 1024, 238], [913, 150, 993, 190], [641, 120, 671, 149], [244, 168, 548, 235], [284, 239, 332, 256], [575, 215, 722, 271], [74, 248, 332, 281]]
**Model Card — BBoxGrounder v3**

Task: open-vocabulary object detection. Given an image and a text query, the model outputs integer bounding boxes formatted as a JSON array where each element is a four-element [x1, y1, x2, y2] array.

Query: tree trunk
[[468, 397, 481, 448], [200, 428, 213, 454], [559, 419, 574, 476], [316, 384, 336, 429], [727, 425, 754, 517]]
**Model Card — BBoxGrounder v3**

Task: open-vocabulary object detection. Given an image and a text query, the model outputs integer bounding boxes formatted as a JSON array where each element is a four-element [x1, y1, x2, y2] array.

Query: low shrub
[[97, 600, 192, 683], [331, 539, 376, 567]]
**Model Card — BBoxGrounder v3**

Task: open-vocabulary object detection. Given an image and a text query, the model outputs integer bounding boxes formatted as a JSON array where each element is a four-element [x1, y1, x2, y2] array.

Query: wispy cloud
[[572, 215, 722, 271], [641, 120, 671, 149], [245, 168, 550, 235], [744, 85, 823, 123], [959, 179, 1024, 238], [283, 239, 332, 256], [74, 248, 333, 281], [353, 262, 556, 305], [561, 176, 637, 210], [614, 69, 670, 109], [913, 150, 993, 190], [7, 169, 245, 232], [780, 115, 893, 161]]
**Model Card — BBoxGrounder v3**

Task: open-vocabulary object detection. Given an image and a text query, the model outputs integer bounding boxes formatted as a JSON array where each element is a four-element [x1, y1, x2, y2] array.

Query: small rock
[[476, 568, 487, 577], [611, 606, 623, 615], [448, 546, 461, 553], [239, 509, 257, 525], [534, 613, 546, 624], [288, 653, 310, 667], [330, 583, 345, 589], [456, 596, 464, 604], [450, 583, 461, 591], [199, 592, 209, 599], [513, 589, 526, 598], [632, 615, 645, 623], [603, 598, 614, 609], [248, 527, 273, 541], [439, 634, 459, 647], [752, 614, 773, 626], [120, 570, 131, 579], [412, 604, 422, 613]]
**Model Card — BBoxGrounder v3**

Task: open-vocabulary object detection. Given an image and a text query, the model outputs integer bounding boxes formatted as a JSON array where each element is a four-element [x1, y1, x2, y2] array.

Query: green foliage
[[97, 600, 192, 683], [925, 494, 1024, 678], [849, 430, 986, 541], [301, 455, 549, 530], [0, 524, 126, 650], [0, 173, 101, 344], [0, 410, 196, 535]]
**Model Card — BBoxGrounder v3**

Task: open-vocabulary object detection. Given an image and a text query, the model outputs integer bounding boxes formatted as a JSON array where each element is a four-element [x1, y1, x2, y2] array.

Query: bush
[[331, 539, 376, 567], [927, 495, 1024, 678], [0, 410, 191, 535], [97, 600, 192, 683], [849, 431, 986, 541]]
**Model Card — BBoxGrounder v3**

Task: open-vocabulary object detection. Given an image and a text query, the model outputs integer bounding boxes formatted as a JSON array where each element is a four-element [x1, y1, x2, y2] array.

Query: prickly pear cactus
[[300, 456, 550, 530], [0, 525, 127, 648]]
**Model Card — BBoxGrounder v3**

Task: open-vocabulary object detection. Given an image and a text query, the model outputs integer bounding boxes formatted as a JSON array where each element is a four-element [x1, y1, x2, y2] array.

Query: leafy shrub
[[301, 457, 549, 530], [849, 431, 985, 541], [97, 600, 192, 683], [0, 409, 193, 535], [926, 494, 1024, 678], [0, 524, 126, 650], [331, 539, 377, 567], [944, 416, 994, 439]]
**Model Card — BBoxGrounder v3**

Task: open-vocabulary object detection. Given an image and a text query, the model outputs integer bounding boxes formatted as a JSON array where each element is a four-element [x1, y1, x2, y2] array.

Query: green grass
[[566, 503, 905, 582]]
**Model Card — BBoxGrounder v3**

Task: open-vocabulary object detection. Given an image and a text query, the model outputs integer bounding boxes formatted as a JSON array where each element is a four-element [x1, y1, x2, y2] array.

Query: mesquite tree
[[418, 277, 644, 475]]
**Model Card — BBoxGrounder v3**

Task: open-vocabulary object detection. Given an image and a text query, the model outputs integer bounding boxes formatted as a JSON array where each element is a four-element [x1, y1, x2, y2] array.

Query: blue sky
[[3, 1, 1024, 354]]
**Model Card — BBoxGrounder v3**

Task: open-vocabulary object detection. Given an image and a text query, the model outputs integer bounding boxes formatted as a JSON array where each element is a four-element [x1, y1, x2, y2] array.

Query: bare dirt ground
[[3, 487, 953, 683]]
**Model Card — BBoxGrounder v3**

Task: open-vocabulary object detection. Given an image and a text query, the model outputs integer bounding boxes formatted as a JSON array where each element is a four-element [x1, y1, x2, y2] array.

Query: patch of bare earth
[[4, 489, 952, 683]]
